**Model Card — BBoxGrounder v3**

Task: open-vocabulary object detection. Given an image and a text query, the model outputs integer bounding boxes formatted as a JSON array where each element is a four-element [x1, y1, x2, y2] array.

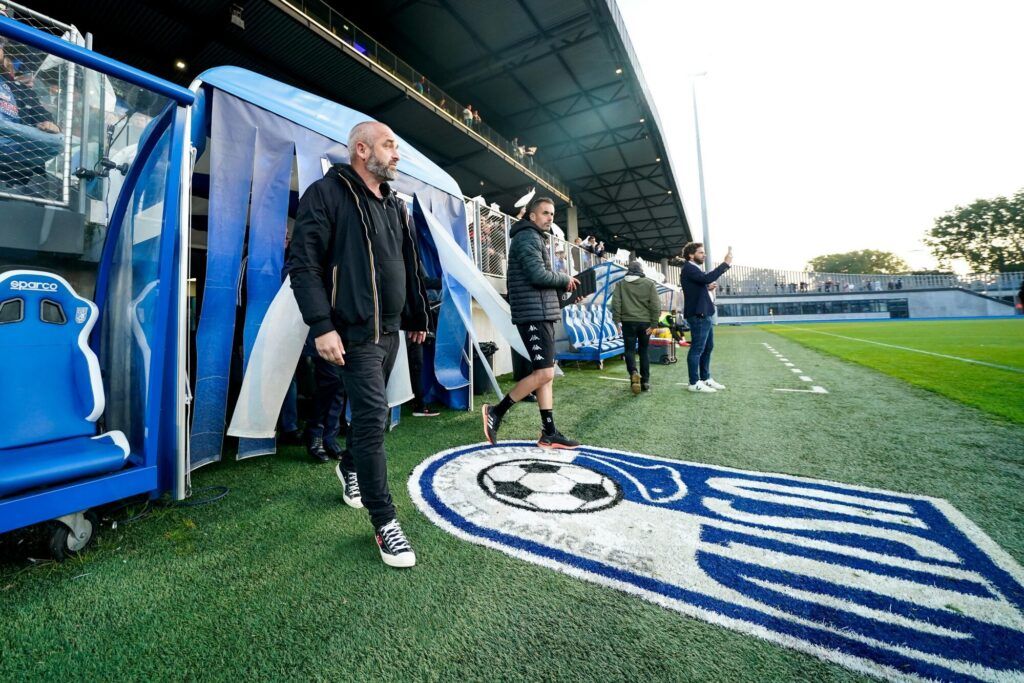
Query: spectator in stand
[[573, 236, 586, 270], [680, 242, 732, 393], [896, 278, 903, 290], [473, 109, 482, 128], [462, 104, 474, 128], [613, 261, 661, 394], [0, 37, 62, 191], [554, 246, 567, 275], [414, 76, 426, 95], [593, 240, 606, 260]]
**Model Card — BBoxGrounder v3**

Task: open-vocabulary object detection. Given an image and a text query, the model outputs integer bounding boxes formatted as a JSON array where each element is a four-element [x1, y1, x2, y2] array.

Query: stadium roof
[[27, 0, 691, 257]]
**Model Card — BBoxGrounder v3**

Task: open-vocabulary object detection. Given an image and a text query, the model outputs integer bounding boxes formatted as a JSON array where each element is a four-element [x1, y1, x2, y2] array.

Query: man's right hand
[[724, 246, 734, 265], [315, 330, 346, 366], [566, 276, 580, 292]]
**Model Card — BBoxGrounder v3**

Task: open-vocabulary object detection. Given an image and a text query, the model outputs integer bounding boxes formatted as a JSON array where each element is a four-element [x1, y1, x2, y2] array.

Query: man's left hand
[[407, 330, 427, 344], [707, 282, 718, 291]]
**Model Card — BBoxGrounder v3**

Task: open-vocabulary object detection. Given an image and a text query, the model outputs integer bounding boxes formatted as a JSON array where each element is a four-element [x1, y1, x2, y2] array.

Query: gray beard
[[367, 156, 397, 181]]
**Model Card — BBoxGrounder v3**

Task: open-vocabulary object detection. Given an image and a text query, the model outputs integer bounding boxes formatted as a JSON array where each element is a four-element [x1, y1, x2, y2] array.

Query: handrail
[[271, 0, 570, 200], [0, 16, 195, 106]]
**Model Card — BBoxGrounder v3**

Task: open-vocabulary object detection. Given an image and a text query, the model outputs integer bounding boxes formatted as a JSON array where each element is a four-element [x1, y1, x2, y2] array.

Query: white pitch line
[[784, 362, 795, 367], [799, 376, 813, 382], [599, 376, 631, 382], [779, 358, 789, 362], [790, 368, 802, 373], [774, 386, 829, 394], [787, 327, 1024, 374]]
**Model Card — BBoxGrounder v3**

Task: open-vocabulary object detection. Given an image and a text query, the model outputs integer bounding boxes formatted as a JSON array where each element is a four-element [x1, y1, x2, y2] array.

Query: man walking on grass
[[680, 242, 732, 393], [482, 197, 580, 448], [290, 121, 429, 568], [612, 260, 661, 394]]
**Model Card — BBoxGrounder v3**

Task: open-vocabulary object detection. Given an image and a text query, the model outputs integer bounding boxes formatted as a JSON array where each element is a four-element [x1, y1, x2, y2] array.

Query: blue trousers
[[685, 316, 714, 385]]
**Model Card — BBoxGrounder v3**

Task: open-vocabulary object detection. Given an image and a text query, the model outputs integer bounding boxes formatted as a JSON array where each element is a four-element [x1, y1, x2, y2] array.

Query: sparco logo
[[10, 281, 58, 291]]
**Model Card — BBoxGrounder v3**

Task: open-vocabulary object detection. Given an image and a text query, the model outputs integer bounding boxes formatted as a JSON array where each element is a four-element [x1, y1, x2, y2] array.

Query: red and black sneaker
[[375, 519, 416, 568], [537, 431, 580, 450], [481, 404, 502, 445], [412, 403, 440, 417]]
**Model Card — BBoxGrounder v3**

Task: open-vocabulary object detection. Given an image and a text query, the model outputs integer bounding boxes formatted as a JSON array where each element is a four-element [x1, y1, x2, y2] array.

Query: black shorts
[[517, 321, 556, 370]]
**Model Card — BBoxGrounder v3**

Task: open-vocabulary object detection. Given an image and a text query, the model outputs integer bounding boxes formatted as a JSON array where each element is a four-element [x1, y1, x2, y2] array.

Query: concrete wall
[[471, 300, 513, 377]]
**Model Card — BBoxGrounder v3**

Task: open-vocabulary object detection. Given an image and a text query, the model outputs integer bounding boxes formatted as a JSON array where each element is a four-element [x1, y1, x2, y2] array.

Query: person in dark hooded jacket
[[289, 121, 428, 569], [482, 197, 580, 449]]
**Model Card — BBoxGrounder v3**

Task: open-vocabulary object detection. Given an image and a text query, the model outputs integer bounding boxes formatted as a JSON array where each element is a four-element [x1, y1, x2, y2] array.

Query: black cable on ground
[[174, 485, 230, 507], [100, 485, 231, 527]]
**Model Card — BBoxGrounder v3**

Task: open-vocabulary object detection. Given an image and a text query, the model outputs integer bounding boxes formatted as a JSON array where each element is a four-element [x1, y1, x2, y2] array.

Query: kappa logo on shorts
[[411, 443, 1024, 682]]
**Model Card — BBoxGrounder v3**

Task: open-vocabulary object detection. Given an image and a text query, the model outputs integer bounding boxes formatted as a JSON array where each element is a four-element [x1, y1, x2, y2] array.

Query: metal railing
[[277, 0, 570, 200], [717, 264, 1023, 297], [465, 200, 684, 288]]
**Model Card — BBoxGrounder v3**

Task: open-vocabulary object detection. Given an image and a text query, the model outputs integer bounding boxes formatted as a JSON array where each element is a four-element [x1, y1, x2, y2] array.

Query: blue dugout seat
[[0, 270, 129, 498], [561, 304, 624, 352]]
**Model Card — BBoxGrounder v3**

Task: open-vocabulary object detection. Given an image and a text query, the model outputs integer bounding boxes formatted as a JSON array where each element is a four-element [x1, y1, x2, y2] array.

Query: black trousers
[[311, 355, 347, 443], [621, 321, 652, 383], [406, 339, 425, 406], [338, 332, 400, 528]]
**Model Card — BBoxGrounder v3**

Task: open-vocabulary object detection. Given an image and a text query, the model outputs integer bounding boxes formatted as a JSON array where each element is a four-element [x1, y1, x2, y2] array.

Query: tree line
[[806, 188, 1024, 274]]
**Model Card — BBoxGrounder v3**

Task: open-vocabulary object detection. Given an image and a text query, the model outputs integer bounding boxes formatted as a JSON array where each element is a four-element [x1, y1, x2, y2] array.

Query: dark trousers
[[406, 339, 424, 406], [339, 332, 400, 528], [311, 355, 347, 444], [621, 321, 652, 383], [685, 316, 714, 384]]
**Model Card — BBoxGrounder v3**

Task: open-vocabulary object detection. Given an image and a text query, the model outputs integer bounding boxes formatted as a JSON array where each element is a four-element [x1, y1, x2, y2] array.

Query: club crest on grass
[[410, 442, 1024, 682]]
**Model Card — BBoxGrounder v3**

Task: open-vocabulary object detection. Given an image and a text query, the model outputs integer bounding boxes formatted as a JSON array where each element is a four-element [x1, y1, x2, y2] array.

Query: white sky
[[616, 0, 1024, 271]]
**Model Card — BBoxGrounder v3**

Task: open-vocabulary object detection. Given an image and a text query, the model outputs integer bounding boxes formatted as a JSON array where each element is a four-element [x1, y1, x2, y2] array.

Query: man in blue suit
[[680, 242, 732, 392]]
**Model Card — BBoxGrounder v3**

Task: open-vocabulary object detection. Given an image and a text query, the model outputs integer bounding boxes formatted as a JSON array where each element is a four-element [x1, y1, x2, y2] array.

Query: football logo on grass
[[410, 443, 1024, 682]]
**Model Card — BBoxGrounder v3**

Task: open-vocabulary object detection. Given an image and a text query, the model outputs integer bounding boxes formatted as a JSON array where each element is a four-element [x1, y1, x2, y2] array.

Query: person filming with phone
[[680, 243, 732, 393]]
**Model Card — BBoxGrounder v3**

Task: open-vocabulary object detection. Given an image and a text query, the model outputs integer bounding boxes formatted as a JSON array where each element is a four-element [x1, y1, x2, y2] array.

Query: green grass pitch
[[1, 322, 1022, 681], [763, 318, 1024, 425]]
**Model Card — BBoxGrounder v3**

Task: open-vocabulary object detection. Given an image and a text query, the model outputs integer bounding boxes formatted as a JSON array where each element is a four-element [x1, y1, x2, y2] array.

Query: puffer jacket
[[506, 219, 569, 324]]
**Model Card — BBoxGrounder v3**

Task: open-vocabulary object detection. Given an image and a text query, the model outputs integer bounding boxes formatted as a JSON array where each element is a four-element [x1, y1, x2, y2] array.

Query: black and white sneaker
[[307, 434, 329, 463], [537, 431, 580, 450], [335, 462, 363, 509], [481, 404, 502, 445], [375, 519, 416, 568]]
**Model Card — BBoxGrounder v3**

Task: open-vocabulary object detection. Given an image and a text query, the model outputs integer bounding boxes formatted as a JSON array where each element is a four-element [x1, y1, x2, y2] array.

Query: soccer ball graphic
[[477, 459, 622, 513]]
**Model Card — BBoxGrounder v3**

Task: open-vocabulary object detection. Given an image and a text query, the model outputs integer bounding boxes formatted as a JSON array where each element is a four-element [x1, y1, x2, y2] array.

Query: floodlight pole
[[691, 73, 712, 268]]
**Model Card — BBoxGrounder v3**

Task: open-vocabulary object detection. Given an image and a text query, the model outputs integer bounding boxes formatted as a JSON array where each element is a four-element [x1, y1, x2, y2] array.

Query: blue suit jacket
[[681, 260, 730, 318]]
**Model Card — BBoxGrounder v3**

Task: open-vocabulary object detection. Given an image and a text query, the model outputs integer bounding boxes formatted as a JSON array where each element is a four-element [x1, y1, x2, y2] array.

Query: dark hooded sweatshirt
[[288, 163, 429, 344]]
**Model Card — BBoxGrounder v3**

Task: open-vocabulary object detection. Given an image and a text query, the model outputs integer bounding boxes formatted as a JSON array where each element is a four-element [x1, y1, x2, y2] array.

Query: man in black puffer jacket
[[482, 197, 580, 449]]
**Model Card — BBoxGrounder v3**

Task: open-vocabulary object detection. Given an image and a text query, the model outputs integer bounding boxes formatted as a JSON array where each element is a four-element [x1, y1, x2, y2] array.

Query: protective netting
[[0, 2, 83, 205]]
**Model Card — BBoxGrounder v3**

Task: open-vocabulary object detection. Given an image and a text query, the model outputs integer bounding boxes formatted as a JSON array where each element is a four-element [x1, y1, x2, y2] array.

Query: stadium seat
[[0, 270, 129, 498]]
